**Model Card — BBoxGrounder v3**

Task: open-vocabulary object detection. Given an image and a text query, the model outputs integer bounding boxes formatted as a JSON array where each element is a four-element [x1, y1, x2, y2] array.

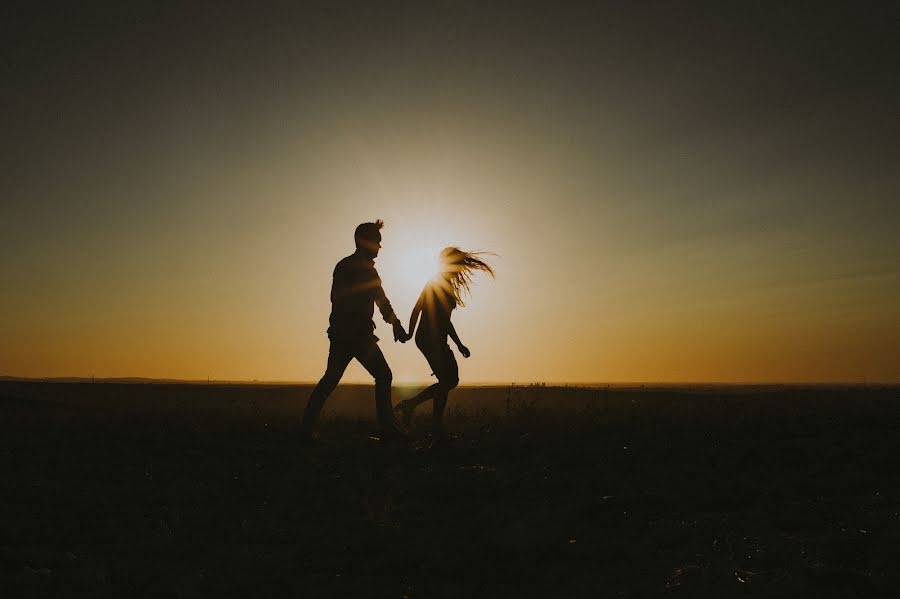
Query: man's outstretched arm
[[374, 280, 407, 342]]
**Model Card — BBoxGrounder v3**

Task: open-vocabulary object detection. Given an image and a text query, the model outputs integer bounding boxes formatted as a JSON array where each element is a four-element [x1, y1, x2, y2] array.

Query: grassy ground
[[1, 381, 899, 598]]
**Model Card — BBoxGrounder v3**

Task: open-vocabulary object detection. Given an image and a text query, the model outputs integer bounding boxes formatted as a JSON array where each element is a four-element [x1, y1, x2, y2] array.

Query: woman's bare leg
[[408, 384, 439, 407], [394, 384, 439, 427], [431, 385, 449, 442]]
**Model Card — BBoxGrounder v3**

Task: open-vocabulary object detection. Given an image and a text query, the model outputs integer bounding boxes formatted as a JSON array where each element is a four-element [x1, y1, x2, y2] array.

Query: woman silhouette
[[395, 247, 495, 444]]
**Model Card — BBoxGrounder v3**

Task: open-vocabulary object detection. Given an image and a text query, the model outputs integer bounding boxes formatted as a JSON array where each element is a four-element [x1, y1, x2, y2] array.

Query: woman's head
[[436, 247, 495, 307]]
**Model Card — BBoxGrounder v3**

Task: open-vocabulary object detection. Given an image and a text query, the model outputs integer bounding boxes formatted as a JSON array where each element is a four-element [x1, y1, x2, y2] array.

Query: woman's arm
[[406, 290, 425, 341], [448, 321, 470, 358]]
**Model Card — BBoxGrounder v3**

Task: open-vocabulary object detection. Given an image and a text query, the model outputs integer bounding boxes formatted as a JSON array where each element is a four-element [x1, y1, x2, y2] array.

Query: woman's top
[[415, 280, 457, 347]]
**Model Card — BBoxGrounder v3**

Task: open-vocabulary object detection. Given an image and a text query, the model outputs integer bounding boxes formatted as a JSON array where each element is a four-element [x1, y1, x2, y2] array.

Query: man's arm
[[373, 282, 398, 325], [330, 260, 349, 303], [373, 271, 407, 341]]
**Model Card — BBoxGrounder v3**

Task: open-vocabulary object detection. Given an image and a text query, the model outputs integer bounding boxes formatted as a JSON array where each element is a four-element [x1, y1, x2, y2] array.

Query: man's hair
[[354, 219, 384, 243]]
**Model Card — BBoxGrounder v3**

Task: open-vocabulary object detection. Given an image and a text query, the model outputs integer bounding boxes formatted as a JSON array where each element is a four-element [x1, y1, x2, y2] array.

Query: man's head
[[354, 219, 384, 259]]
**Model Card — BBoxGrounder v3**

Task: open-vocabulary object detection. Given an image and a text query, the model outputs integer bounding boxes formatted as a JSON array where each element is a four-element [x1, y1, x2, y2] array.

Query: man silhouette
[[300, 219, 408, 441]]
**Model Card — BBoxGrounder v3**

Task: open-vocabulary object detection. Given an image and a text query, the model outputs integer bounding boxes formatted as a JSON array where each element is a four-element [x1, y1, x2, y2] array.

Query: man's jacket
[[328, 251, 397, 341]]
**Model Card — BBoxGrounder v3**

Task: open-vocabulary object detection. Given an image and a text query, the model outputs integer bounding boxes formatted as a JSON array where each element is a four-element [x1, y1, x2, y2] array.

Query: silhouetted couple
[[299, 219, 494, 446]]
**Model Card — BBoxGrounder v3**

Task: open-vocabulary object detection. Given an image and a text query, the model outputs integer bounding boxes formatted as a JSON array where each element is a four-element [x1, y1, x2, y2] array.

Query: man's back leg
[[300, 341, 353, 437]]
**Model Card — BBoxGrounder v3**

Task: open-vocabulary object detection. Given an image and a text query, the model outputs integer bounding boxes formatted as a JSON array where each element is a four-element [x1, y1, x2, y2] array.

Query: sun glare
[[379, 230, 447, 304]]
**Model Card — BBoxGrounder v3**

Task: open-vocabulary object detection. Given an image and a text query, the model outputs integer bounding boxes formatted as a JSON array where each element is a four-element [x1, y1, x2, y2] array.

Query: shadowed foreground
[[1, 382, 899, 598]]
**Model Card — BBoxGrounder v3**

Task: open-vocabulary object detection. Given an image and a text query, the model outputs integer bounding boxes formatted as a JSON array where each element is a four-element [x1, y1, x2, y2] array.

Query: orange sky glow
[[2, 5, 897, 383]]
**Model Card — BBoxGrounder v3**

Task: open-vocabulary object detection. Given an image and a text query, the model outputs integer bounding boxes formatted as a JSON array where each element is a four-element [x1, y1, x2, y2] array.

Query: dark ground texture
[[1, 381, 899, 598]]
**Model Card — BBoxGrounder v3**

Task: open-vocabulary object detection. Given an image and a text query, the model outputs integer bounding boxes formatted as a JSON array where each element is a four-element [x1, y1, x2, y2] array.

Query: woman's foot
[[394, 400, 417, 429]]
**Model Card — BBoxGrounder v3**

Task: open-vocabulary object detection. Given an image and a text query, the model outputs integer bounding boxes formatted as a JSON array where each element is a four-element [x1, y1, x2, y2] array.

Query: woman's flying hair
[[438, 247, 496, 307]]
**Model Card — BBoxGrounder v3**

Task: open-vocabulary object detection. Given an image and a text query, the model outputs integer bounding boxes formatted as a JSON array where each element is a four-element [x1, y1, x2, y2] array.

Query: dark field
[[2, 382, 899, 598]]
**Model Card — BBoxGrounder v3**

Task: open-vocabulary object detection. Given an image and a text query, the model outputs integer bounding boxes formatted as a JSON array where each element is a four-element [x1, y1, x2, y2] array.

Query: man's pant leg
[[300, 340, 353, 435], [354, 339, 396, 432]]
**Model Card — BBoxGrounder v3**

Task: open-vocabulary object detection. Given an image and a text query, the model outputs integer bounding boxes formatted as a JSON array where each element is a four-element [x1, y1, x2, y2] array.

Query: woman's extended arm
[[406, 290, 425, 341], [448, 321, 470, 358]]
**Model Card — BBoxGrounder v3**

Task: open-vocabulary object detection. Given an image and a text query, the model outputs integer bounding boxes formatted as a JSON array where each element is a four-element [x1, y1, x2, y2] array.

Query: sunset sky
[[2, 3, 898, 383]]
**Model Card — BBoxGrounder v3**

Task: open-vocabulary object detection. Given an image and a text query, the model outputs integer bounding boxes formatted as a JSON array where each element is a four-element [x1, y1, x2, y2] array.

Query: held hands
[[459, 344, 471, 358], [392, 321, 408, 343]]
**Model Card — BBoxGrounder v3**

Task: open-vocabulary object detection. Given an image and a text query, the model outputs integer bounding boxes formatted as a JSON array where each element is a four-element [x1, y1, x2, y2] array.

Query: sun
[[377, 230, 447, 304]]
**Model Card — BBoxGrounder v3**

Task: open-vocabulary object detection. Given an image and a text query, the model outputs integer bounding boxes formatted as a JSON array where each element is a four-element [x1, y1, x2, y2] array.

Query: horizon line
[[1, 375, 897, 387]]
